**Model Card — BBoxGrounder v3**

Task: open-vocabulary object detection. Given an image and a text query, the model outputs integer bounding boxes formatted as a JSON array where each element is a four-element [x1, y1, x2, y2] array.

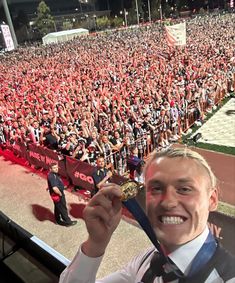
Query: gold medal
[[120, 181, 144, 201]]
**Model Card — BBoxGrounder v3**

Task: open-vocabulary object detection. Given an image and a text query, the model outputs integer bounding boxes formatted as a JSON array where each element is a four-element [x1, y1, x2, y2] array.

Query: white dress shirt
[[59, 227, 235, 283]]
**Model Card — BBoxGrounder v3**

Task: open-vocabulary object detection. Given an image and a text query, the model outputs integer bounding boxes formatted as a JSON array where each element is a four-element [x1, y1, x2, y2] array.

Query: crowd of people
[[0, 13, 234, 175]]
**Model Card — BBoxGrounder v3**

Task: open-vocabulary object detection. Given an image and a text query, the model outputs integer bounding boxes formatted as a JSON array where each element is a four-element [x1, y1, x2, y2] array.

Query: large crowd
[[0, 13, 234, 174]]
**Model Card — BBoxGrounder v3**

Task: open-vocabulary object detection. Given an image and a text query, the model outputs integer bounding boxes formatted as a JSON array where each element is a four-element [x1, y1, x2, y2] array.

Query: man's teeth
[[161, 216, 184, 224]]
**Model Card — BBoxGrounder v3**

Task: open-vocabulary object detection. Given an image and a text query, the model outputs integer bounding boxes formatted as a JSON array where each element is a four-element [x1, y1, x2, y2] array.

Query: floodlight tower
[[2, 0, 18, 48]]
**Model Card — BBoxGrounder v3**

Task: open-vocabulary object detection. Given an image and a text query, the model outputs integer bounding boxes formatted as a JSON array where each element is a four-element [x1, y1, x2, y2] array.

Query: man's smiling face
[[145, 156, 218, 253]]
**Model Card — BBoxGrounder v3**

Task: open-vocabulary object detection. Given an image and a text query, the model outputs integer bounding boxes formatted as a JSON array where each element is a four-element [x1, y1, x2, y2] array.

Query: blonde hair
[[144, 147, 217, 188]]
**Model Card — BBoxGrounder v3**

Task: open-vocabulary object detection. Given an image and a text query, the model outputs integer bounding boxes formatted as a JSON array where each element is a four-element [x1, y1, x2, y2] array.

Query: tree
[[127, 0, 144, 25], [62, 20, 73, 31], [175, 0, 189, 11], [150, 0, 161, 20], [164, 2, 173, 17], [111, 16, 123, 28], [125, 8, 136, 25], [34, 1, 55, 36], [96, 16, 110, 30]]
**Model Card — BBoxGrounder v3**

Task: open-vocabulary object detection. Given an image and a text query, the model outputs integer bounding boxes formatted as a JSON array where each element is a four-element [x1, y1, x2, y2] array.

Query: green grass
[[218, 202, 235, 218], [181, 94, 235, 155], [189, 142, 235, 155]]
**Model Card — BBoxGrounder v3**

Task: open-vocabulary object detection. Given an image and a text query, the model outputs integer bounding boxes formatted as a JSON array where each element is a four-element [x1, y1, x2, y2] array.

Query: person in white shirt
[[59, 147, 235, 283]]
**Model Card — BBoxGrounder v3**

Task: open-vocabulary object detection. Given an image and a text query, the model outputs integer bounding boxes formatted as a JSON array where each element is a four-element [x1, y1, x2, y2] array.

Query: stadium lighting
[[93, 14, 97, 31], [120, 9, 128, 27], [147, 0, 151, 22], [135, 0, 140, 25], [106, 0, 110, 10], [78, 1, 83, 14], [160, 3, 163, 21], [2, 0, 18, 48], [78, 0, 89, 14]]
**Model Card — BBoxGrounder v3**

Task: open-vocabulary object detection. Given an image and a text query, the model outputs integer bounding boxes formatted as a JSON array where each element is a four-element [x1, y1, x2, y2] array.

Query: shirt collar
[[168, 227, 210, 275]]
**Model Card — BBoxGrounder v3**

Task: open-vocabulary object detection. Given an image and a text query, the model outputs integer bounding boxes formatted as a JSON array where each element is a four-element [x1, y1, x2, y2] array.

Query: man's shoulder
[[92, 168, 107, 177], [48, 172, 56, 180], [127, 157, 142, 171], [91, 168, 101, 180], [127, 155, 141, 163], [91, 167, 99, 175], [47, 171, 52, 178]]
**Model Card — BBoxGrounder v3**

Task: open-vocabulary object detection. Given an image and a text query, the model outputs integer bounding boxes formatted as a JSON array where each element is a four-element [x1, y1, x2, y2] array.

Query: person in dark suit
[[59, 148, 235, 282], [47, 163, 77, 227]]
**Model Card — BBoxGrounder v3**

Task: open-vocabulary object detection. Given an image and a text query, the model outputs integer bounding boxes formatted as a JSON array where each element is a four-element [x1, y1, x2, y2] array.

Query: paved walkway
[[192, 98, 235, 147]]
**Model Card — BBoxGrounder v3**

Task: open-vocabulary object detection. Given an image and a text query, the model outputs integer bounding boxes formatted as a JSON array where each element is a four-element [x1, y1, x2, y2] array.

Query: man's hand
[[52, 186, 62, 196], [82, 183, 122, 257], [107, 170, 113, 179]]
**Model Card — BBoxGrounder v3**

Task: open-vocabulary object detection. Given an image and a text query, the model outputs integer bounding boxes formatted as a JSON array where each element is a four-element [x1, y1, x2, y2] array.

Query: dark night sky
[[99, 0, 226, 12], [0, 0, 228, 23]]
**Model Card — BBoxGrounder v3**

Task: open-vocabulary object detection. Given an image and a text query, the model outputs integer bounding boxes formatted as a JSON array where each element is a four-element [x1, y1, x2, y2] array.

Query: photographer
[[59, 148, 235, 282]]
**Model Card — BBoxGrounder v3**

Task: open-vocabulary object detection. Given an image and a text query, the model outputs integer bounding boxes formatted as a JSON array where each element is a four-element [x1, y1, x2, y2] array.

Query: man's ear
[[209, 187, 219, 212]]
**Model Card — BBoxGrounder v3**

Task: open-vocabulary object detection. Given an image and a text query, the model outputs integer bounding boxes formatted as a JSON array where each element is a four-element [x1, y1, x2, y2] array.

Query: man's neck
[[162, 228, 209, 255]]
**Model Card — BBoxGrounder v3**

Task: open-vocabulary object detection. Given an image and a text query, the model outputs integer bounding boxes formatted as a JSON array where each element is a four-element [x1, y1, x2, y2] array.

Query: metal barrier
[[180, 80, 232, 133], [103, 124, 163, 176]]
